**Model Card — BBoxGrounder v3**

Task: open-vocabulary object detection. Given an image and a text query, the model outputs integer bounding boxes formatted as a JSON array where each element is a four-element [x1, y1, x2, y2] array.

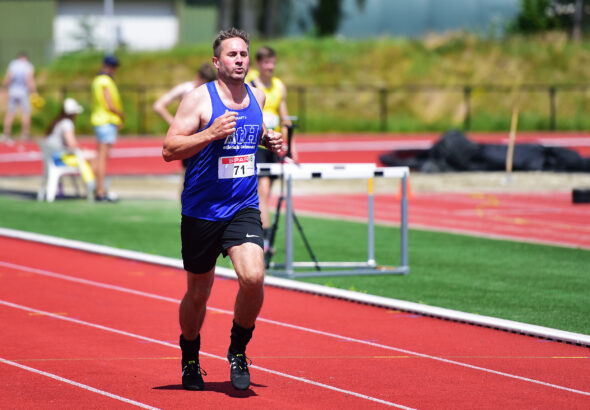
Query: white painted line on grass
[[0, 300, 413, 409], [2, 260, 590, 398], [0, 357, 160, 410]]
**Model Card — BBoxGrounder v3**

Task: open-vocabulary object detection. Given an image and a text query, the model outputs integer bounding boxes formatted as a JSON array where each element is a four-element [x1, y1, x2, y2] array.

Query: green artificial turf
[[1, 194, 588, 335]]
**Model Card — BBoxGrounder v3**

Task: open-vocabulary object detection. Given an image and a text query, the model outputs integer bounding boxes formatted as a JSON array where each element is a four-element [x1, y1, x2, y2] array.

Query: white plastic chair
[[37, 140, 91, 202]]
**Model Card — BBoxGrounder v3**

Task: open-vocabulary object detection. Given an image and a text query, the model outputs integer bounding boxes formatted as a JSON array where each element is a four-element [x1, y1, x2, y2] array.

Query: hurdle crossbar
[[257, 163, 410, 278]]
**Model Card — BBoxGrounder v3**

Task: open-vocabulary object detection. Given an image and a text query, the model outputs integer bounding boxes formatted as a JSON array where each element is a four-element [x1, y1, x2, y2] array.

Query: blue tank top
[[181, 81, 263, 220]]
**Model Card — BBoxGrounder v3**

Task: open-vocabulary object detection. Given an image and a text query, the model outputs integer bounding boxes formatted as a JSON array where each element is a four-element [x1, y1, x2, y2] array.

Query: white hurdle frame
[[257, 163, 410, 278]]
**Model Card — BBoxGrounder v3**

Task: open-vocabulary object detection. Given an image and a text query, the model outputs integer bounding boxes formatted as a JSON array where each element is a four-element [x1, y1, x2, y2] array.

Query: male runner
[[162, 27, 282, 391], [153, 63, 217, 126], [246, 46, 296, 253]]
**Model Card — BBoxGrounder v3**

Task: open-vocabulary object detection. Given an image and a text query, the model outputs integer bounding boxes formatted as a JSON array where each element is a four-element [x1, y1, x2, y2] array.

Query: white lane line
[[2, 261, 590, 398], [0, 357, 160, 410], [0, 299, 413, 409], [2, 137, 589, 162]]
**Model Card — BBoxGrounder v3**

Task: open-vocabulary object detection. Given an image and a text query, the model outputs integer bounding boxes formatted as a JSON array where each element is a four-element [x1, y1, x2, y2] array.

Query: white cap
[[64, 98, 83, 115]]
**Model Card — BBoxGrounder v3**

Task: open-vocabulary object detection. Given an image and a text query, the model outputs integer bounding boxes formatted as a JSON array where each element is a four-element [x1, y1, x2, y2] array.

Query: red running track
[[1, 132, 590, 176], [1, 236, 589, 409], [2, 133, 589, 249], [286, 191, 590, 249]]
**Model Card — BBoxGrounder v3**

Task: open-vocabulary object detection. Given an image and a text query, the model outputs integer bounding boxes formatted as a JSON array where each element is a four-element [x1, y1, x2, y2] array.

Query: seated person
[[45, 98, 96, 193]]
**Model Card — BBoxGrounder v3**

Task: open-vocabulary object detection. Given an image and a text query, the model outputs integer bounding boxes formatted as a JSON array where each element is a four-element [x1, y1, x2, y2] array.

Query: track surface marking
[[2, 132, 590, 175], [1, 236, 589, 409]]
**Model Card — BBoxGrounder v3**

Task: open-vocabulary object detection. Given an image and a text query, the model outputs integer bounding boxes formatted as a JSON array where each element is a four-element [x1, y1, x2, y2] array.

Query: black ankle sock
[[179, 334, 200, 363], [229, 321, 254, 355]]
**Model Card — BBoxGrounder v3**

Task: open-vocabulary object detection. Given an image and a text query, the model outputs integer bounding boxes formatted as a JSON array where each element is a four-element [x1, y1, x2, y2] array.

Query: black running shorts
[[181, 207, 264, 274]]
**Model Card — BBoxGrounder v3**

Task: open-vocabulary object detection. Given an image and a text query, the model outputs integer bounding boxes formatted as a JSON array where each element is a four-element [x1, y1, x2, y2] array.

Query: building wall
[[285, 0, 520, 38], [0, 0, 55, 68], [1, 0, 523, 70], [54, 0, 179, 54]]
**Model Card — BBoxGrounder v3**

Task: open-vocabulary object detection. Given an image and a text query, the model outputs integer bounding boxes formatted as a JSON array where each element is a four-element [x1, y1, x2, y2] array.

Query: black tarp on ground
[[380, 129, 590, 173]]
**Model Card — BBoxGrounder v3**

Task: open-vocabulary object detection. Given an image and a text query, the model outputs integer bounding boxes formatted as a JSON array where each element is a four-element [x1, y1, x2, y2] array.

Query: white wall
[[284, 0, 520, 38], [54, 0, 178, 54]]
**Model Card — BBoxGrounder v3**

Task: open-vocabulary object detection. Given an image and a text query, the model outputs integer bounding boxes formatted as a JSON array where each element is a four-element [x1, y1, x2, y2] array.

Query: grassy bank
[[0, 194, 588, 335], [11, 33, 590, 136]]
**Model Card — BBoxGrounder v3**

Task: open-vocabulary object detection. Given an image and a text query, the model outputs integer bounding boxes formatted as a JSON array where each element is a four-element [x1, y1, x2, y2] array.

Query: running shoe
[[95, 191, 119, 202], [182, 360, 206, 390], [227, 350, 251, 390]]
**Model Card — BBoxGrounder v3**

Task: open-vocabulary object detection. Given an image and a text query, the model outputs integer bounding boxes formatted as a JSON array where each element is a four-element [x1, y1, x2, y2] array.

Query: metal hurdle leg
[[284, 173, 294, 277], [367, 177, 376, 267], [400, 174, 409, 273]]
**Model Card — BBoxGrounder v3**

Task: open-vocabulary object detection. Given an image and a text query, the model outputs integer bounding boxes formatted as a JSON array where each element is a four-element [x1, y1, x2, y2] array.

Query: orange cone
[[397, 178, 413, 199]]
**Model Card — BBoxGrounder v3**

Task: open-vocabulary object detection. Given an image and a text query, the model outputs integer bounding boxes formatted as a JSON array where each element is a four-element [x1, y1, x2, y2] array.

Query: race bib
[[218, 154, 256, 179]]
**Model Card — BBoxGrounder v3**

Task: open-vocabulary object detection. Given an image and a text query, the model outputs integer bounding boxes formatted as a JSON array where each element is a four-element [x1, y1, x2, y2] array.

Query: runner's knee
[[237, 269, 264, 291]]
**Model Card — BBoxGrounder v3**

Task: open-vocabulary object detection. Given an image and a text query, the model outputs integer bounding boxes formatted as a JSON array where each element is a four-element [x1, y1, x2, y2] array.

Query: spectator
[[1, 52, 37, 143], [90, 55, 123, 202], [45, 98, 96, 194]]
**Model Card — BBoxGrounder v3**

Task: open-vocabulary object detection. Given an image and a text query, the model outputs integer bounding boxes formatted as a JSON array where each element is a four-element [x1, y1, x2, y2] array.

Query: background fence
[[34, 83, 590, 136]]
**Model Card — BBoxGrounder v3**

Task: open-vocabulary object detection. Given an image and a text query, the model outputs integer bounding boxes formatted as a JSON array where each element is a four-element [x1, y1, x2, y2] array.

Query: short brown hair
[[255, 46, 276, 62], [213, 27, 249, 58], [197, 63, 217, 82]]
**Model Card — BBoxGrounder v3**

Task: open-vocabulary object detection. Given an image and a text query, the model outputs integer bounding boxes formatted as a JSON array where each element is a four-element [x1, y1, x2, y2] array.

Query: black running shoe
[[182, 360, 206, 390], [227, 350, 251, 390], [95, 192, 119, 203]]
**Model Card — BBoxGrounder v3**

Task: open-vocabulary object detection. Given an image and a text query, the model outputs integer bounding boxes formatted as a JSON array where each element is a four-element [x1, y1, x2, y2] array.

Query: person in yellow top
[[91, 55, 124, 202], [246, 46, 296, 253]]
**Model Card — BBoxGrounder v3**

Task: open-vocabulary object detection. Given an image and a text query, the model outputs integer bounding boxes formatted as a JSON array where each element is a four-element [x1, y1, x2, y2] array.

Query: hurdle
[[257, 163, 410, 278]]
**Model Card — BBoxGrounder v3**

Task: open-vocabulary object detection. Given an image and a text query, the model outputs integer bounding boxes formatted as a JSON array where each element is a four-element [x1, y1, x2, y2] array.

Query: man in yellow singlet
[[246, 46, 296, 253]]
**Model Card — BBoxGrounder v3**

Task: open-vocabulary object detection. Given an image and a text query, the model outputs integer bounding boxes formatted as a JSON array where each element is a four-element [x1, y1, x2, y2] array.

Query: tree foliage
[[309, 0, 367, 37], [510, 0, 587, 35], [311, 0, 344, 36]]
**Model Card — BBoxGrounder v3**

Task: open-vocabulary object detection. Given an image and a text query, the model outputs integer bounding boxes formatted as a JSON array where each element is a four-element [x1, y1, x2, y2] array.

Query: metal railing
[[291, 83, 590, 132], [38, 83, 590, 134]]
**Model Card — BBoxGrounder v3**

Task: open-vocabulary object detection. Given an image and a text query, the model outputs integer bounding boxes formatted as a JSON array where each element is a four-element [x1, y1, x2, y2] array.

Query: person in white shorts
[[1, 52, 37, 142]]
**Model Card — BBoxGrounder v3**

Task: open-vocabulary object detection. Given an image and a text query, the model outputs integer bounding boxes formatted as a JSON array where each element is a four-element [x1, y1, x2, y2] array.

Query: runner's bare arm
[[153, 83, 188, 125], [278, 82, 296, 159], [162, 86, 237, 162]]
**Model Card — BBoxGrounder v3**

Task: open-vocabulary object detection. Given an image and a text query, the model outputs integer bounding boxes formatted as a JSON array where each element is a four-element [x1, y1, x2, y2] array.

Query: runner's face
[[257, 57, 276, 79], [215, 38, 249, 81], [104, 65, 117, 76]]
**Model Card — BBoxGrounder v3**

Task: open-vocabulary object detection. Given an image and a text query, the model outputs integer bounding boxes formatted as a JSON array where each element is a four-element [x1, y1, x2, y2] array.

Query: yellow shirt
[[91, 74, 123, 127], [246, 70, 284, 131]]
